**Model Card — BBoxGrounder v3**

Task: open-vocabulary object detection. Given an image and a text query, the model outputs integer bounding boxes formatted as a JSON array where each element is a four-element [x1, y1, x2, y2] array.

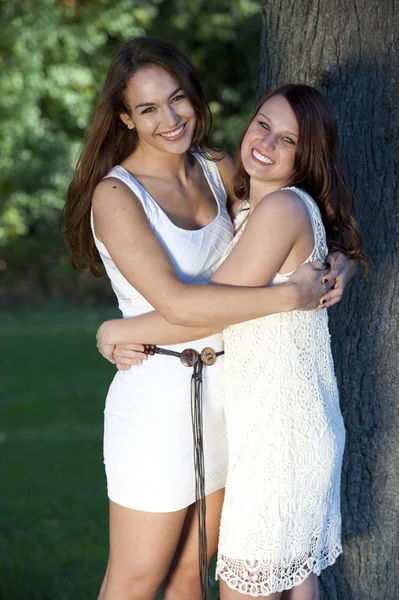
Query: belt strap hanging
[[144, 345, 223, 600]]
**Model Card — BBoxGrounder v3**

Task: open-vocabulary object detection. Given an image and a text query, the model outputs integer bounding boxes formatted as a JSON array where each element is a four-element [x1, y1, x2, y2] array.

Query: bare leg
[[282, 574, 320, 600], [163, 488, 225, 600], [97, 560, 109, 600], [99, 500, 188, 600]]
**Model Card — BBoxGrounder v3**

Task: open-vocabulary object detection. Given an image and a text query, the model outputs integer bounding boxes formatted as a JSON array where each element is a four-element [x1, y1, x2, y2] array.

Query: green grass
[[1, 308, 219, 600]]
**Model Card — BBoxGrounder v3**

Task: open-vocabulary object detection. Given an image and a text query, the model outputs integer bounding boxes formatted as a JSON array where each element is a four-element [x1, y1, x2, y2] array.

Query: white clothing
[[216, 187, 345, 596], [91, 153, 234, 511]]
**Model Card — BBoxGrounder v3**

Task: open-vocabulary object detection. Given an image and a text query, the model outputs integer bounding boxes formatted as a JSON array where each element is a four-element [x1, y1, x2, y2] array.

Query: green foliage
[[148, 0, 260, 148], [1, 308, 220, 598], [0, 0, 146, 245], [0, 0, 260, 305]]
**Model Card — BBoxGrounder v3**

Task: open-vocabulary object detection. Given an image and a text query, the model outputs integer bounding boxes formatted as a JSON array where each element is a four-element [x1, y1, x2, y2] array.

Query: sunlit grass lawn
[[1, 308, 219, 600]]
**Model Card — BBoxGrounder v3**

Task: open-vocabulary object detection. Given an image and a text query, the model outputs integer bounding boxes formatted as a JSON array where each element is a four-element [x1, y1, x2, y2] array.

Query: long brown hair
[[64, 36, 214, 276], [234, 84, 368, 274]]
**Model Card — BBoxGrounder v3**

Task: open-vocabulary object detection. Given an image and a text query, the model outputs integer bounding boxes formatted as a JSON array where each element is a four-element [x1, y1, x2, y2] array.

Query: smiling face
[[241, 94, 298, 189], [120, 64, 197, 155]]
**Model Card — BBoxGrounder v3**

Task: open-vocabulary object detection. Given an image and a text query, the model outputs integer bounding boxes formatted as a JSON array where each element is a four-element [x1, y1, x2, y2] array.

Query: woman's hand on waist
[[96, 320, 147, 369], [112, 343, 148, 370]]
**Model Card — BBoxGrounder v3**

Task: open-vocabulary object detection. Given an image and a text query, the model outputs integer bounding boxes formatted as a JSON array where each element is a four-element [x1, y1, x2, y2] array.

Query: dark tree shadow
[[318, 54, 399, 600]]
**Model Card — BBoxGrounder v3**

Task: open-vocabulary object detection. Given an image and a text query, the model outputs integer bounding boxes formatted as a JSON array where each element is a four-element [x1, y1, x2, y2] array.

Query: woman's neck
[[124, 142, 192, 183]]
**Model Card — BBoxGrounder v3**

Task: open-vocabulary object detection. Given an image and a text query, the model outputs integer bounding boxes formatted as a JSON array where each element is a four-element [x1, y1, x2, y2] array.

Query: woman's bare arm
[[96, 151, 254, 351], [100, 251, 357, 367], [97, 313, 217, 348], [97, 189, 333, 368], [93, 179, 331, 329], [213, 152, 358, 305]]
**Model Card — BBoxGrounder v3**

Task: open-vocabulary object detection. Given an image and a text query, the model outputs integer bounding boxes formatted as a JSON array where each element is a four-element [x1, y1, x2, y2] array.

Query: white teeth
[[160, 124, 185, 138], [253, 148, 274, 164]]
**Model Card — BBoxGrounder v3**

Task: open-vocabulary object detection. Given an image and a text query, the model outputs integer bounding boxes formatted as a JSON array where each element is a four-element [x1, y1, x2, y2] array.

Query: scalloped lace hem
[[216, 544, 342, 597]]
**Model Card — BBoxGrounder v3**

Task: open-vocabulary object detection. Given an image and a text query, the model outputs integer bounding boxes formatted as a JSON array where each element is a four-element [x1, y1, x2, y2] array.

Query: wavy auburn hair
[[64, 36, 214, 276], [234, 84, 368, 274]]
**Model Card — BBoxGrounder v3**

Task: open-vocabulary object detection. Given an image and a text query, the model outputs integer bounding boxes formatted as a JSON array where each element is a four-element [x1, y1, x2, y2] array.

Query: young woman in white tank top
[[65, 38, 355, 600]]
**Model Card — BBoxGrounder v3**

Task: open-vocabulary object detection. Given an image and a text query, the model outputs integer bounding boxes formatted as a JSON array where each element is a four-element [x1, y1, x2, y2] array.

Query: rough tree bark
[[258, 2, 399, 599]]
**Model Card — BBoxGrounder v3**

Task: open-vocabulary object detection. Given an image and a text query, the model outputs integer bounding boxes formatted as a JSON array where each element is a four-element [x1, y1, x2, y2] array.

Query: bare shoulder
[[91, 177, 150, 246], [92, 176, 143, 217], [207, 149, 236, 182], [248, 189, 312, 240], [256, 189, 310, 221]]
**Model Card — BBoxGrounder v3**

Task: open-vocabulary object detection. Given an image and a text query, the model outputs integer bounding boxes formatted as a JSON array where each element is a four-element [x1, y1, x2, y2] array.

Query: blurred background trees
[[2, 2, 397, 598], [0, 0, 261, 307]]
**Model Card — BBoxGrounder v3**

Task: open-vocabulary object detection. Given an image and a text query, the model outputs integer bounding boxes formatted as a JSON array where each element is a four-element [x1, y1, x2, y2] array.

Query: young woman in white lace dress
[[98, 83, 366, 599]]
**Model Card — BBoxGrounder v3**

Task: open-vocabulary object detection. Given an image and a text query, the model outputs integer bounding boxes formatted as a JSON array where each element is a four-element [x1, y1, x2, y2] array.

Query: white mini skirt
[[103, 333, 227, 512]]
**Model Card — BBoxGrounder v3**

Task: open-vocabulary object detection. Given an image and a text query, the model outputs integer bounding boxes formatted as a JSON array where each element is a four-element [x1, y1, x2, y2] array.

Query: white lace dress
[[216, 187, 345, 596]]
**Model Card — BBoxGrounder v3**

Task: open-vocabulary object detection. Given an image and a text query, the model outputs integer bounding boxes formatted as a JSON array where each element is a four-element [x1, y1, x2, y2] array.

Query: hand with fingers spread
[[318, 251, 358, 308], [289, 260, 336, 311]]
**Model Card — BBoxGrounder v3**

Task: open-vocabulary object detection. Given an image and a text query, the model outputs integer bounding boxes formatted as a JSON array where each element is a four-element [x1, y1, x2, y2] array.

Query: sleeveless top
[[90, 153, 234, 318], [221, 186, 328, 273], [216, 186, 344, 595]]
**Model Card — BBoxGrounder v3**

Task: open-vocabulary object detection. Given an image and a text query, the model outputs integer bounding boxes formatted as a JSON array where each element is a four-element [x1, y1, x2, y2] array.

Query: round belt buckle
[[200, 347, 217, 366], [180, 348, 199, 367]]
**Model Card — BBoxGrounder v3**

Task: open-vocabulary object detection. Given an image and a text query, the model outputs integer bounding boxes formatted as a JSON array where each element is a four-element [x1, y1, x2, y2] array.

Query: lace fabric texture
[[216, 187, 345, 596]]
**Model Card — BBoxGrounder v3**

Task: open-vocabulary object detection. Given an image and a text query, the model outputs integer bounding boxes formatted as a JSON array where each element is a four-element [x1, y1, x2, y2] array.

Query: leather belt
[[144, 344, 224, 600]]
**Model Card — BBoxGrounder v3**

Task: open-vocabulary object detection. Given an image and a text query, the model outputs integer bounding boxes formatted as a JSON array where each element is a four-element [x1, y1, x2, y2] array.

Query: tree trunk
[[258, 2, 399, 599]]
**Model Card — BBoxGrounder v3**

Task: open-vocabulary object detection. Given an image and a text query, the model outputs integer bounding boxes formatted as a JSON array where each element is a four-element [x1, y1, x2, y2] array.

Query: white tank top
[[90, 152, 234, 317]]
